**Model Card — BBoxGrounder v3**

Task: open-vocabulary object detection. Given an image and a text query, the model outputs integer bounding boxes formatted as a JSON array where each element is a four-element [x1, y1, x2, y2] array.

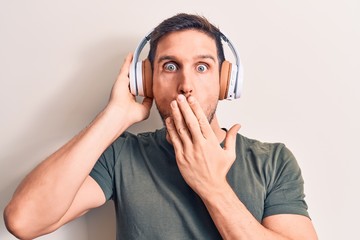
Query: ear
[[142, 59, 153, 98], [219, 60, 232, 100]]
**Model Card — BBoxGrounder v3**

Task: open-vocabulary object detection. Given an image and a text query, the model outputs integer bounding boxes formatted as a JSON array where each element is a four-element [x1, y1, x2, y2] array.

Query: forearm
[[4, 105, 131, 234], [201, 184, 289, 240]]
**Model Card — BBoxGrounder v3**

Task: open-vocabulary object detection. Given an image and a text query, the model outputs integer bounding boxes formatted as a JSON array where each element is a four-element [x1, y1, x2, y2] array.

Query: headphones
[[129, 31, 243, 100]]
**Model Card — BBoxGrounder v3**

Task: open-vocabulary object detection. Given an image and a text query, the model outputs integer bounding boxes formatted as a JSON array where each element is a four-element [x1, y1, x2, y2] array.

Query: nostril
[[180, 90, 192, 98], [179, 81, 193, 97]]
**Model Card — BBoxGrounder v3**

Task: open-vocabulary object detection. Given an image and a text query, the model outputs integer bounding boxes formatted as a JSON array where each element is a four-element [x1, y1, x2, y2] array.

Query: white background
[[1, 0, 359, 239]]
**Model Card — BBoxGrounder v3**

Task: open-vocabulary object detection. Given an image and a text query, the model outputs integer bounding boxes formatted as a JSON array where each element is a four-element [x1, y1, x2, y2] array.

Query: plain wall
[[1, 0, 359, 239]]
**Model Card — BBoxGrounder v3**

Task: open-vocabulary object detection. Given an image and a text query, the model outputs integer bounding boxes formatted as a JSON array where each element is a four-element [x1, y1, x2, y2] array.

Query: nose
[[178, 68, 194, 98]]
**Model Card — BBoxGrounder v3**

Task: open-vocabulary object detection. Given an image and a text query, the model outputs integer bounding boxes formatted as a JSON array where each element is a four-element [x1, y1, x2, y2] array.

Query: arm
[[201, 183, 317, 240], [165, 94, 317, 240], [3, 53, 153, 239]]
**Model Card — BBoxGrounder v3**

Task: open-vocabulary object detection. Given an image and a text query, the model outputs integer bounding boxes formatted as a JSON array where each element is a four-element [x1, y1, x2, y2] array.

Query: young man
[[4, 14, 317, 239]]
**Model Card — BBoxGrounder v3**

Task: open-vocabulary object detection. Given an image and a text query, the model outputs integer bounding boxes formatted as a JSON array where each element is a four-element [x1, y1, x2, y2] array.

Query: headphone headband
[[129, 32, 152, 96], [219, 33, 244, 99]]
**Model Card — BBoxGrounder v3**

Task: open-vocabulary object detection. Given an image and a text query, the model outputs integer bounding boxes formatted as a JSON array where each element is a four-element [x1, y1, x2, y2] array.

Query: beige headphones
[[129, 32, 243, 100]]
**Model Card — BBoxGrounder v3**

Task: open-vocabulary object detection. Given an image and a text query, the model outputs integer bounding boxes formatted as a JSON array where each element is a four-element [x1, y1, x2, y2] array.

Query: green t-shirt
[[90, 128, 309, 239]]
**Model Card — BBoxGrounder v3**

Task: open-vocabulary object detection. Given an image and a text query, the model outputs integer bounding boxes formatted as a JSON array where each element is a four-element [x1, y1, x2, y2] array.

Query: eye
[[196, 64, 208, 73], [164, 62, 178, 72]]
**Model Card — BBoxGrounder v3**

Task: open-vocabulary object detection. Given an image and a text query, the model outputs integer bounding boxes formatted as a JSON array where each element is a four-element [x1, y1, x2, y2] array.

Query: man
[[4, 13, 317, 239]]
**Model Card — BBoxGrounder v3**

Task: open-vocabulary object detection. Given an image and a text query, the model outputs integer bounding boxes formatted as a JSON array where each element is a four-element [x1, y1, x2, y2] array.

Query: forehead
[[154, 29, 218, 62]]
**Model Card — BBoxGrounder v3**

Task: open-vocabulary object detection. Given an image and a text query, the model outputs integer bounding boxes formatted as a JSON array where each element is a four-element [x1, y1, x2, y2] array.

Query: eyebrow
[[157, 55, 176, 64], [157, 54, 216, 64]]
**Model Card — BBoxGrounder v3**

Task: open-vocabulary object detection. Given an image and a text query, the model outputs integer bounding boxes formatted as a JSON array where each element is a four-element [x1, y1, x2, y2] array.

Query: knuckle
[[198, 116, 208, 126], [186, 121, 197, 130], [178, 127, 188, 135]]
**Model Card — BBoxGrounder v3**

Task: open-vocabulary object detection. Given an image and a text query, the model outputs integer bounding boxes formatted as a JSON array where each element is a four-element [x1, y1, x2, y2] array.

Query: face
[[152, 29, 220, 124]]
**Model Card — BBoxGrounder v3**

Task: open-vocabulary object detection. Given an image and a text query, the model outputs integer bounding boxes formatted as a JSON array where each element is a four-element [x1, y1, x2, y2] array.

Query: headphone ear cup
[[219, 61, 232, 100], [142, 59, 153, 98]]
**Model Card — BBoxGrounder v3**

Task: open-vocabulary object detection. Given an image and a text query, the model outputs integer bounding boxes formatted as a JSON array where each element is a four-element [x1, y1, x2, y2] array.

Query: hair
[[147, 13, 225, 69]]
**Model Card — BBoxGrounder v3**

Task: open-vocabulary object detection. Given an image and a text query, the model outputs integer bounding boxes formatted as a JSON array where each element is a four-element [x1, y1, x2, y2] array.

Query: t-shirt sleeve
[[263, 144, 310, 219], [89, 135, 126, 201]]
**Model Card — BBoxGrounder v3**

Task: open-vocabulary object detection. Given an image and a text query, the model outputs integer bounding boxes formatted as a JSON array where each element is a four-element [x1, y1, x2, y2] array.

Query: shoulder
[[236, 134, 290, 160], [110, 128, 167, 151], [235, 134, 300, 177]]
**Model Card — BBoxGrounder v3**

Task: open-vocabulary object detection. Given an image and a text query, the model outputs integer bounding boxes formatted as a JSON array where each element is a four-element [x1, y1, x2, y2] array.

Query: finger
[[223, 124, 241, 152], [175, 95, 203, 141], [142, 97, 153, 110], [111, 53, 133, 96], [110, 53, 133, 98], [170, 99, 192, 144], [165, 117, 183, 150], [187, 96, 214, 140], [140, 97, 153, 118], [118, 53, 133, 80]]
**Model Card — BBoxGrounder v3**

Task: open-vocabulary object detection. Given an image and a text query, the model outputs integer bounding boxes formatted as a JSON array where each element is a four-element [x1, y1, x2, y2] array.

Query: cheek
[[152, 76, 175, 110], [197, 76, 220, 98], [152, 74, 178, 98]]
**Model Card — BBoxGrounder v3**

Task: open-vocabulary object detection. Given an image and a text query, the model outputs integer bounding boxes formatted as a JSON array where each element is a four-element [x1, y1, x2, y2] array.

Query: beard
[[155, 98, 218, 127]]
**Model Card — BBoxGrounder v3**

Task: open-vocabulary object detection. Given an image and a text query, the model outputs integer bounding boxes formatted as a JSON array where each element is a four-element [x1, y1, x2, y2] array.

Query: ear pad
[[141, 59, 153, 98], [219, 60, 232, 100]]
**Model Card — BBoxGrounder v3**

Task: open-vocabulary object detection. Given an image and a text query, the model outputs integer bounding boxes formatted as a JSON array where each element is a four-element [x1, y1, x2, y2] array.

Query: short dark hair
[[147, 13, 225, 69]]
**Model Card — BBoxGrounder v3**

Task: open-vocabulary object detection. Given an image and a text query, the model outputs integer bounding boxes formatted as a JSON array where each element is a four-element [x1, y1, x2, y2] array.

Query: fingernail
[[177, 94, 185, 102], [188, 96, 195, 103], [171, 100, 177, 108]]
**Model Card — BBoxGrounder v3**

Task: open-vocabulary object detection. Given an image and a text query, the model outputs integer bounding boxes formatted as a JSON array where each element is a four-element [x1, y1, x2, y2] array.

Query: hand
[[107, 53, 153, 124], [165, 94, 240, 197]]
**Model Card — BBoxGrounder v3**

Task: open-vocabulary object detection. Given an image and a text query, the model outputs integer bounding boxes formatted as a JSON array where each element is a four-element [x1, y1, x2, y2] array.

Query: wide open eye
[[196, 64, 208, 73], [164, 62, 178, 72]]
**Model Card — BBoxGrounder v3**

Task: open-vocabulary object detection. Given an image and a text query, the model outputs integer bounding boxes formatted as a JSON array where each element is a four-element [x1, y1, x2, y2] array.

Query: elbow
[[4, 204, 24, 239], [3, 203, 42, 240]]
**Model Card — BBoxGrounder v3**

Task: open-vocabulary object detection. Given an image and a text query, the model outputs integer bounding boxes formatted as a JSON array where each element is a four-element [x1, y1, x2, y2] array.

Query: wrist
[[99, 104, 133, 140], [200, 182, 247, 218], [198, 181, 234, 204]]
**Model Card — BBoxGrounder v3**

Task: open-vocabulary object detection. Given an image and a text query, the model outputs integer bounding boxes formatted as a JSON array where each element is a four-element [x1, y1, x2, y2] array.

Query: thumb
[[223, 124, 241, 152]]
